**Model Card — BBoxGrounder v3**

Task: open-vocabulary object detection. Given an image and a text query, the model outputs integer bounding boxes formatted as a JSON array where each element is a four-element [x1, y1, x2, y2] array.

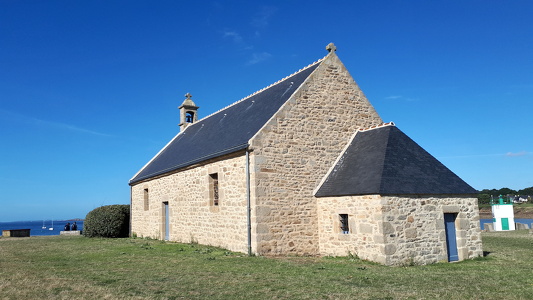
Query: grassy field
[[1, 231, 532, 300]]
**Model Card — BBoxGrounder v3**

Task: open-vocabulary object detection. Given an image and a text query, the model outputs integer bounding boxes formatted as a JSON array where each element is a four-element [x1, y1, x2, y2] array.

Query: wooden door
[[444, 213, 459, 262]]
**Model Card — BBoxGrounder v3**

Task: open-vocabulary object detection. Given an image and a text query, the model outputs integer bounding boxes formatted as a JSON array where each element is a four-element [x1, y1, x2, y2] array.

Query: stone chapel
[[129, 43, 483, 265]]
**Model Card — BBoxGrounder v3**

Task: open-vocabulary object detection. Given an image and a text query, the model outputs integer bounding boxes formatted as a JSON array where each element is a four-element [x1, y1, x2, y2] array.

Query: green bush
[[83, 204, 130, 238]]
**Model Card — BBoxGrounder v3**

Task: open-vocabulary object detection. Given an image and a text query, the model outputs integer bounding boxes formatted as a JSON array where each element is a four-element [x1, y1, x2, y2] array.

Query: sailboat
[[49, 220, 54, 230], [42, 220, 47, 229]]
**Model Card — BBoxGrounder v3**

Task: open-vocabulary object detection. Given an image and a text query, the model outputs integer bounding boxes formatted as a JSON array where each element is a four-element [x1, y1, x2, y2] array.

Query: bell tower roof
[[179, 92, 198, 109]]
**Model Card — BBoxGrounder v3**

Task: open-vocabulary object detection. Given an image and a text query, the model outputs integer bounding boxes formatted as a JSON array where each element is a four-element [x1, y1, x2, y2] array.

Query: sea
[[1, 219, 531, 237], [479, 218, 533, 229], [0, 220, 84, 236]]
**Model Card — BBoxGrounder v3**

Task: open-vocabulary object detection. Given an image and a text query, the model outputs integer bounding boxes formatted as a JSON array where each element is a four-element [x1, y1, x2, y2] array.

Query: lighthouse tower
[[491, 195, 515, 231]]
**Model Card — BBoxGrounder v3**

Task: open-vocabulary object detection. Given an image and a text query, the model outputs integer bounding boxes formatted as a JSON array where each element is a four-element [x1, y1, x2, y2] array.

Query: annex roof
[[315, 123, 478, 196], [130, 59, 323, 185]]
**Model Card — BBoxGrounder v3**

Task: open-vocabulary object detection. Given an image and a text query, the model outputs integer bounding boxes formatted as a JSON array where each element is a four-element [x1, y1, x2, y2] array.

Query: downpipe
[[246, 149, 252, 256]]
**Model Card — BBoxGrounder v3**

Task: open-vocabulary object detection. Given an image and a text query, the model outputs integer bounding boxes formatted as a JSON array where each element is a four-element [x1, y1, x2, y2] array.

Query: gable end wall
[[249, 53, 383, 255]]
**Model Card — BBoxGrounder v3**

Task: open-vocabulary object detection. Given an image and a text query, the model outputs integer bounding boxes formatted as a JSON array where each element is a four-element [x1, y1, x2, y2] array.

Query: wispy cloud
[[385, 95, 402, 100], [384, 95, 417, 101], [439, 152, 531, 159], [0, 108, 111, 137], [509, 83, 533, 89], [220, 6, 276, 66], [251, 6, 277, 29], [221, 29, 255, 50], [438, 153, 503, 159], [222, 30, 244, 44], [42, 119, 112, 137], [246, 52, 272, 65], [505, 151, 529, 157]]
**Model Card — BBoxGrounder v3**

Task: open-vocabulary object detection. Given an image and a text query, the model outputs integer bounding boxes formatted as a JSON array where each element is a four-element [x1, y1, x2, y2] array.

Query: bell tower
[[178, 93, 199, 132]]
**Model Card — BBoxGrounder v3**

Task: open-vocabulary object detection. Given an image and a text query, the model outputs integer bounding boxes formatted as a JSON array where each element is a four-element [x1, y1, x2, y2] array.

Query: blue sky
[[1, 1, 532, 222]]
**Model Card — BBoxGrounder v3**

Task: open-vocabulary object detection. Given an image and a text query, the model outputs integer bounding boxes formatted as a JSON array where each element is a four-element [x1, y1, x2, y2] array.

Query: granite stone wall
[[317, 195, 385, 262], [249, 52, 383, 255], [380, 195, 483, 265], [317, 194, 483, 265], [130, 152, 250, 253]]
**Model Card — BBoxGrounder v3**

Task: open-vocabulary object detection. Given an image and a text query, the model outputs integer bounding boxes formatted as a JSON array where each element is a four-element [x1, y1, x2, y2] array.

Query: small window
[[339, 214, 349, 234], [209, 173, 219, 206], [144, 188, 149, 211]]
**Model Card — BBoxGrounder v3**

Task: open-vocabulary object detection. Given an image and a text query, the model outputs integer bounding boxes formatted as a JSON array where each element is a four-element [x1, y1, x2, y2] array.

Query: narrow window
[[209, 173, 219, 206], [144, 188, 149, 211], [339, 214, 349, 234]]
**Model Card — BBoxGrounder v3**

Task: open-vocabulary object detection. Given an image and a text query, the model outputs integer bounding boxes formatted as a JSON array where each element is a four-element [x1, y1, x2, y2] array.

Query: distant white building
[[491, 195, 515, 231]]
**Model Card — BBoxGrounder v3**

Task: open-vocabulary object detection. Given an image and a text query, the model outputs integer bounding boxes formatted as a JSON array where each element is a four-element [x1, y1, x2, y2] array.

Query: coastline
[[0, 220, 84, 237], [479, 206, 533, 219]]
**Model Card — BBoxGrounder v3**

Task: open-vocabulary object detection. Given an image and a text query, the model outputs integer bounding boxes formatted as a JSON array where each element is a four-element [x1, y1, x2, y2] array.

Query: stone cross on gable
[[185, 92, 192, 99], [326, 43, 337, 52]]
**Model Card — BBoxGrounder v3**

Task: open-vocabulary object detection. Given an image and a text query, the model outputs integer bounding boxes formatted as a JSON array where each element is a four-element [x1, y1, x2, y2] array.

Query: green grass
[[1, 231, 532, 299]]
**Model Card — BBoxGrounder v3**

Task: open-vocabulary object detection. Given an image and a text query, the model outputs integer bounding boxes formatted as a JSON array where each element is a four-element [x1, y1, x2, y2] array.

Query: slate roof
[[130, 59, 322, 184], [315, 124, 478, 196]]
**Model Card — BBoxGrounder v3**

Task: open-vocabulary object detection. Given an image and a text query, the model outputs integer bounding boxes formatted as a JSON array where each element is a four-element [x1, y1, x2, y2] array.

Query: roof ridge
[[358, 121, 395, 132], [188, 56, 326, 127]]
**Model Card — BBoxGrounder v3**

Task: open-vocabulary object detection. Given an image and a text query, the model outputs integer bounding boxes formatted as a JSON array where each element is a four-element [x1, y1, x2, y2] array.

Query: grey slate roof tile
[[130, 61, 321, 184], [315, 124, 478, 197]]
